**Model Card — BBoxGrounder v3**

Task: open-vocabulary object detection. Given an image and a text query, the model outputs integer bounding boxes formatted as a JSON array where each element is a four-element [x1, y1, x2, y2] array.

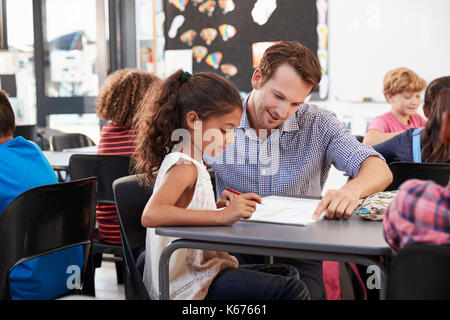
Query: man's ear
[[440, 111, 450, 144], [251, 68, 263, 90], [186, 111, 200, 130]]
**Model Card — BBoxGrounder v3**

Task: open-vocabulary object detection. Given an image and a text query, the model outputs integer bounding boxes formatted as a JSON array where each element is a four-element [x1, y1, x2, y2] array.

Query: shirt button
[[261, 168, 266, 175]]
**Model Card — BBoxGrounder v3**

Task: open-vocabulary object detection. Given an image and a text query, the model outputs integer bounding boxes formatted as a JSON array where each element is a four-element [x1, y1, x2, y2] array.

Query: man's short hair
[[257, 41, 322, 92], [0, 90, 15, 137], [383, 67, 426, 97]]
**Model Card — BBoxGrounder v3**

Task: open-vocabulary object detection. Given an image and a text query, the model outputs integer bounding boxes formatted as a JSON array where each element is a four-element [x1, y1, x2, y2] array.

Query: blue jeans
[[205, 264, 310, 300], [232, 254, 326, 300]]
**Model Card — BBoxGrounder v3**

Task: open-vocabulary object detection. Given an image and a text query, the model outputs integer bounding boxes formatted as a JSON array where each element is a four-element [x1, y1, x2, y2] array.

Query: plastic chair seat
[[113, 175, 153, 300], [50, 133, 96, 151], [0, 178, 97, 299], [386, 161, 450, 191], [68, 154, 133, 294], [386, 243, 450, 299]]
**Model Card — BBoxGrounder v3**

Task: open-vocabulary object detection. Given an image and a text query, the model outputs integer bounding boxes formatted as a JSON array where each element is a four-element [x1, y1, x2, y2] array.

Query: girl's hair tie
[[180, 71, 192, 84]]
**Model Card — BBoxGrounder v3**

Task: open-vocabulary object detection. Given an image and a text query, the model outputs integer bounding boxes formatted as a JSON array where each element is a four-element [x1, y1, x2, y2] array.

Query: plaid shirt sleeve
[[383, 179, 450, 252]]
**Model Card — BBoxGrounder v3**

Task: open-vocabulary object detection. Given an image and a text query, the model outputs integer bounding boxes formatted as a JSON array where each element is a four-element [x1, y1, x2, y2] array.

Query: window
[[43, 0, 99, 97]]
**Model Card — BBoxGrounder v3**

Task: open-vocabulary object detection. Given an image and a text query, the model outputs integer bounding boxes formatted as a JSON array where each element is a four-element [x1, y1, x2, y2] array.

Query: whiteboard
[[332, 0, 450, 102]]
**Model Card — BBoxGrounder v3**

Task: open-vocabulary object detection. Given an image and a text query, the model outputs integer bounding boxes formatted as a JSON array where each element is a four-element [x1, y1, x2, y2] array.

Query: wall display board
[[332, 0, 450, 103], [164, 0, 329, 99]]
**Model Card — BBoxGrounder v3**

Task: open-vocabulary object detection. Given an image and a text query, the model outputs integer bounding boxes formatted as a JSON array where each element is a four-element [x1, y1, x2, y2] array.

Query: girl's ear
[[251, 68, 263, 90], [186, 111, 200, 130]]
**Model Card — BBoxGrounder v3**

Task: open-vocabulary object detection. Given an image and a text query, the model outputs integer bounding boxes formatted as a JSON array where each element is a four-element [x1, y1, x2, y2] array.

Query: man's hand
[[312, 185, 361, 220]]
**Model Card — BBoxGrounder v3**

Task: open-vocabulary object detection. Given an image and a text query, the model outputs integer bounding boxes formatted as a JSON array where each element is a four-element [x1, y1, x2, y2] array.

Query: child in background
[[383, 88, 450, 252], [364, 67, 427, 145], [373, 76, 450, 163], [0, 90, 82, 300], [134, 70, 309, 300], [96, 68, 160, 244]]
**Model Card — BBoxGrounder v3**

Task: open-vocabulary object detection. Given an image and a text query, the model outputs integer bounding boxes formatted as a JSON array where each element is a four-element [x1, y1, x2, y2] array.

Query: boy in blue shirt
[[0, 90, 84, 299]]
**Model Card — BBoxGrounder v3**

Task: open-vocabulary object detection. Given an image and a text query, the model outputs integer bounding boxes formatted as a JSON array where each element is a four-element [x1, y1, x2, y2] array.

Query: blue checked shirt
[[204, 94, 384, 198]]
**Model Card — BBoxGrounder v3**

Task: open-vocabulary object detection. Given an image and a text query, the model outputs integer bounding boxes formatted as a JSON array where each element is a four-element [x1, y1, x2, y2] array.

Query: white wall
[[309, 0, 449, 136]]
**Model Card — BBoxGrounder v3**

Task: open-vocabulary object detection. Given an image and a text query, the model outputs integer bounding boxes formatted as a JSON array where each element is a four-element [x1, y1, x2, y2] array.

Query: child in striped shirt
[[95, 69, 160, 244]]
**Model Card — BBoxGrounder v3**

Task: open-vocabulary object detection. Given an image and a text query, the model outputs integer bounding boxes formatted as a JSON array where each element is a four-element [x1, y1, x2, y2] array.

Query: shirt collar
[[239, 92, 301, 133], [238, 93, 252, 129]]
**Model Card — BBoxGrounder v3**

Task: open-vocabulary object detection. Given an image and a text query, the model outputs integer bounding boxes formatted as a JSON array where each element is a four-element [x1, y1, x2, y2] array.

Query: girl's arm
[[141, 162, 257, 227]]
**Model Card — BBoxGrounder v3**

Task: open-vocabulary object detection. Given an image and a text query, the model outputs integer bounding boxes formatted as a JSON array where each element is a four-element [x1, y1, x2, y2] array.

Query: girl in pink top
[[364, 68, 427, 145]]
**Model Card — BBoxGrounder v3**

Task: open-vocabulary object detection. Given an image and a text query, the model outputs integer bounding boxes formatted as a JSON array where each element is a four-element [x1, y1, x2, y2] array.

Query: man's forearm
[[343, 156, 393, 198]]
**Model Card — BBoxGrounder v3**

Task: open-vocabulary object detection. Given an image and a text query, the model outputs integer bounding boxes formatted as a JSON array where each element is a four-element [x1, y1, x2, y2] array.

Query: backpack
[[412, 128, 423, 163]]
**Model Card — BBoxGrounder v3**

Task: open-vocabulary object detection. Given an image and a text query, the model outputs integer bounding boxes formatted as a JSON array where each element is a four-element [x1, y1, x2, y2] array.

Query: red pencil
[[225, 188, 262, 204]]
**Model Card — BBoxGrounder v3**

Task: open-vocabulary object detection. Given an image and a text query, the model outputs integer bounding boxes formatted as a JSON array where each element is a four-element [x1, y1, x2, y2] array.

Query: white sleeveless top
[[143, 152, 238, 300]]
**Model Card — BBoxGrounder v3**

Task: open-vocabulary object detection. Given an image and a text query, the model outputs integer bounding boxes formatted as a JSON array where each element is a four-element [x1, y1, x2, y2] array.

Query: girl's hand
[[216, 189, 236, 208], [220, 194, 258, 226], [217, 190, 262, 209]]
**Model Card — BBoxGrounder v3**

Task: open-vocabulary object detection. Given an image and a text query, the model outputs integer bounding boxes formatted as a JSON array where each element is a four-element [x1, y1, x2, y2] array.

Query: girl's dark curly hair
[[134, 69, 242, 184], [421, 88, 450, 163], [96, 68, 160, 128]]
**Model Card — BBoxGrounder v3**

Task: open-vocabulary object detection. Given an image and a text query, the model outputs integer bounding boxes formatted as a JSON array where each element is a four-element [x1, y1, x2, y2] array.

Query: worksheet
[[243, 196, 322, 226]]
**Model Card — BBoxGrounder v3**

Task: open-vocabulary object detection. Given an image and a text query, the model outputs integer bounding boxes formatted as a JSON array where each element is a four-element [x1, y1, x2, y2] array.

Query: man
[[0, 90, 83, 299], [205, 41, 392, 299]]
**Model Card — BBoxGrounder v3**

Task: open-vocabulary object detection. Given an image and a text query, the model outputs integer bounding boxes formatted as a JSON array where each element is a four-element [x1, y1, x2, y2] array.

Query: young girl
[[134, 70, 309, 300]]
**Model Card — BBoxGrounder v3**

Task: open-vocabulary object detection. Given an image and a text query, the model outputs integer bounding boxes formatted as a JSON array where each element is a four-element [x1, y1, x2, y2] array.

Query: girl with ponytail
[[134, 70, 309, 300]]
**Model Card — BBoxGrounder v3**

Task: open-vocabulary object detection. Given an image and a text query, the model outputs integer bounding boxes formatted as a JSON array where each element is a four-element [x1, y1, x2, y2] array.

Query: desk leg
[[159, 244, 176, 300]]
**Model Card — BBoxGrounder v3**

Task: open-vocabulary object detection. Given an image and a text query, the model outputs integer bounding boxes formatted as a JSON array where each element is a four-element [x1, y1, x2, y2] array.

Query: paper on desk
[[243, 196, 321, 226]]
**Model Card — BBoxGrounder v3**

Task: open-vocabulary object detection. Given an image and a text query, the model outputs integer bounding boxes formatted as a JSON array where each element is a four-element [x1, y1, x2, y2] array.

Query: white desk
[[62, 146, 98, 153], [43, 151, 74, 170]]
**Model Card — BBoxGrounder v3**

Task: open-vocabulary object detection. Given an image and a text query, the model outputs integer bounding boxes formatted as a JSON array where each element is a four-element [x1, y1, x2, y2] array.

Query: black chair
[[386, 243, 450, 299], [113, 174, 153, 300], [0, 177, 97, 299], [67, 154, 132, 295], [385, 161, 450, 191], [50, 133, 96, 151], [354, 135, 364, 143], [36, 127, 66, 151], [14, 124, 38, 142]]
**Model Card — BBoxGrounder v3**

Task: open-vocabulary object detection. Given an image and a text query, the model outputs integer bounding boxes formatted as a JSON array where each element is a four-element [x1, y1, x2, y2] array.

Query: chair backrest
[[386, 243, 450, 299], [354, 135, 364, 143], [50, 133, 96, 151], [68, 154, 132, 203], [0, 177, 97, 299], [14, 124, 38, 142], [113, 175, 153, 300], [36, 128, 65, 151], [386, 161, 450, 191]]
